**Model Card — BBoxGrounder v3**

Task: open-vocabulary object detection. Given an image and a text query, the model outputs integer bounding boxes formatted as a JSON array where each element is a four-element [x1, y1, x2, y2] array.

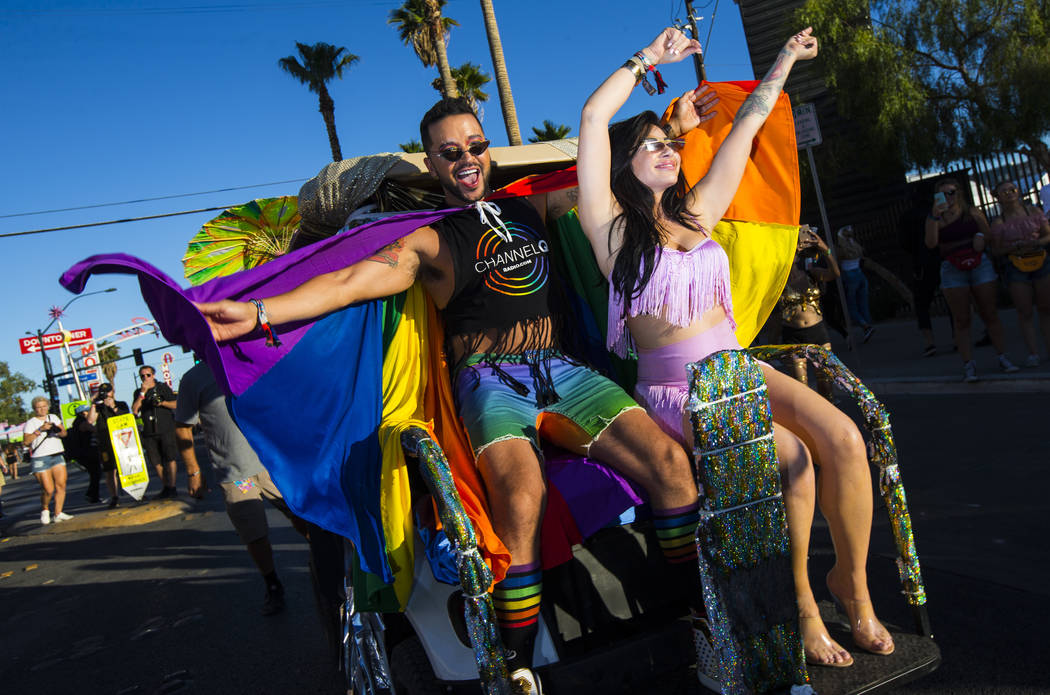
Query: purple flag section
[[59, 208, 457, 396]]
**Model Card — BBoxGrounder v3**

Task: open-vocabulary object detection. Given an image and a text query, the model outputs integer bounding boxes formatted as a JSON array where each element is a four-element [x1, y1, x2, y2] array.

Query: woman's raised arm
[[686, 28, 819, 228], [577, 28, 701, 272]]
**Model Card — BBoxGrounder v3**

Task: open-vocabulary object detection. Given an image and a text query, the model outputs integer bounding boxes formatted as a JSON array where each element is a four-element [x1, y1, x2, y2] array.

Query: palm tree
[[432, 63, 490, 115], [478, 0, 522, 145], [389, 0, 459, 98], [278, 42, 359, 161], [528, 120, 572, 143], [97, 341, 120, 386], [400, 139, 424, 153]]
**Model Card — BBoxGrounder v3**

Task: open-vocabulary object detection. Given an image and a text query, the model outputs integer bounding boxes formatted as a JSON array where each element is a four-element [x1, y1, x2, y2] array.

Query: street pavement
[[2, 310, 1049, 693]]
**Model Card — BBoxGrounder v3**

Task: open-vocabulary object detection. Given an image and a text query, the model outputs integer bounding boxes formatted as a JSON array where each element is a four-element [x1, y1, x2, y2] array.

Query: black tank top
[[435, 197, 553, 337]]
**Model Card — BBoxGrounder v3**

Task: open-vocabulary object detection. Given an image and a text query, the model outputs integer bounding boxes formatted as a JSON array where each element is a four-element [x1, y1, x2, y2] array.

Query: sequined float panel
[[688, 351, 808, 693]]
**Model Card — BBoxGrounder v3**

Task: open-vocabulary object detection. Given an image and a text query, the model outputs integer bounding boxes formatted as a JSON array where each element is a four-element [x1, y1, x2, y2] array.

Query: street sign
[[19, 327, 94, 354], [56, 373, 98, 386], [792, 103, 822, 149]]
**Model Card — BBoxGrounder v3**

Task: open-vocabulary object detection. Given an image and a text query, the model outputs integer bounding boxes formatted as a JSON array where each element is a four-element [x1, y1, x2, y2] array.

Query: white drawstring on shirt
[[473, 200, 514, 243]]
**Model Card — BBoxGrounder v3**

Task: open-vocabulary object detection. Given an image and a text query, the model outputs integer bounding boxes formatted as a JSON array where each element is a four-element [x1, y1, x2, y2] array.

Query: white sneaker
[[1025, 354, 1040, 368], [509, 667, 543, 695], [53, 512, 74, 522], [40, 509, 51, 525], [999, 354, 1020, 373], [963, 360, 978, 382], [693, 617, 725, 692]]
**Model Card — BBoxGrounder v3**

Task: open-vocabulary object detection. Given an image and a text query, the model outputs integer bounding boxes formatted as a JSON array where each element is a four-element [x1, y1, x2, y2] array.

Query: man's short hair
[[419, 97, 480, 150], [140, 366, 155, 375]]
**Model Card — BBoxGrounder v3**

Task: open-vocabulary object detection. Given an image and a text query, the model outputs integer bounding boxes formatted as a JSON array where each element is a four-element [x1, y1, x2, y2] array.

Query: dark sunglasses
[[432, 140, 491, 162], [140, 372, 153, 378], [635, 137, 686, 154], [997, 186, 1018, 195]]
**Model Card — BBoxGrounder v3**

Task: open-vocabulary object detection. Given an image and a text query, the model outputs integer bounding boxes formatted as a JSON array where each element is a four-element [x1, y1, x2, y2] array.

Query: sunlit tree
[[278, 42, 360, 161]]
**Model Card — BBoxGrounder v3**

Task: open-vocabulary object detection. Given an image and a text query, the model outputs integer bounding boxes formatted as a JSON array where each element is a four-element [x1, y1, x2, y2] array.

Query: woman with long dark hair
[[576, 27, 894, 667], [925, 177, 1019, 381]]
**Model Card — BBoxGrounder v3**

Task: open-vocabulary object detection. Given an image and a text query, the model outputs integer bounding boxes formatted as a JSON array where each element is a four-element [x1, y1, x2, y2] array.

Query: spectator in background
[[0, 451, 7, 517], [990, 180, 1050, 367], [777, 225, 839, 401], [90, 383, 129, 508], [836, 225, 874, 343], [175, 361, 308, 616], [4, 443, 21, 480], [899, 188, 948, 357], [926, 177, 1019, 382], [70, 404, 102, 503], [23, 396, 72, 525], [132, 366, 179, 499]]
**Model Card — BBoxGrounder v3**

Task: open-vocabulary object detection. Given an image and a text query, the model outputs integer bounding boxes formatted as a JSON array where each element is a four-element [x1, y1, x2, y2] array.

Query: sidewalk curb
[[865, 376, 1050, 396], [5, 498, 199, 537]]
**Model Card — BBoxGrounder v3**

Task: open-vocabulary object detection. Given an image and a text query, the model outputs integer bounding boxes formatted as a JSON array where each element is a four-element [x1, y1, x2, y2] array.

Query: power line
[[1, 178, 307, 219], [1, 205, 240, 239]]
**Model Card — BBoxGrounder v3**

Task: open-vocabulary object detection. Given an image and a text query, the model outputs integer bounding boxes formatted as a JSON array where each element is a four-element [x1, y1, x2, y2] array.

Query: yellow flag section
[[376, 283, 511, 610], [106, 413, 149, 500], [711, 219, 799, 347], [666, 81, 801, 346]]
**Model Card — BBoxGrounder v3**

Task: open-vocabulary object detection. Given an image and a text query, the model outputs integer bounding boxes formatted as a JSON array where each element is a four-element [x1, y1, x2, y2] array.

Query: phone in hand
[[933, 191, 946, 207]]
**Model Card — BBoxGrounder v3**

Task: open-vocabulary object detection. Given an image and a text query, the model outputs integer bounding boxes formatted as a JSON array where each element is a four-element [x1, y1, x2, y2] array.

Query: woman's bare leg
[[942, 286, 974, 362], [51, 464, 68, 516], [972, 281, 1009, 355], [678, 409, 851, 665], [35, 470, 55, 512], [762, 365, 893, 655], [1007, 281, 1039, 357], [774, 423, 852, 665]]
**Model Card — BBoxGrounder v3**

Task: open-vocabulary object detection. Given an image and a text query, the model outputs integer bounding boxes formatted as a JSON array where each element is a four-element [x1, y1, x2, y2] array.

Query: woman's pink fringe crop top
[[606, 236, 736, 358]]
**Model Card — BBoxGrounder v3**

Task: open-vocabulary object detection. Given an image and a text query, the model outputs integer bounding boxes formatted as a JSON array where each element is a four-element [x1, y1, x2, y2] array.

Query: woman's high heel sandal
[[826, 581, 895, 656]]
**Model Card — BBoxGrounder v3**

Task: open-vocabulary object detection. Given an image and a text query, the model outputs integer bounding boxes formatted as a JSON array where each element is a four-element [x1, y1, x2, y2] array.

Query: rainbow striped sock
[[653, 502, 701, 564], [493, 562, 542, 669]]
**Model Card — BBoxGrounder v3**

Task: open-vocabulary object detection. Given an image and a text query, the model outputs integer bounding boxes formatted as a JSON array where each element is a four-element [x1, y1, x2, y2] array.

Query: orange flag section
[[664, 81, 801, 345], [665, 80, 800, 226]]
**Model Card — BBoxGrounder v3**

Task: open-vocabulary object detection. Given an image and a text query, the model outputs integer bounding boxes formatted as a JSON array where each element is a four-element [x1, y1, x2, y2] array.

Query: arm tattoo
[[368, 239, 405, 268], [738, 48, 791, 121]]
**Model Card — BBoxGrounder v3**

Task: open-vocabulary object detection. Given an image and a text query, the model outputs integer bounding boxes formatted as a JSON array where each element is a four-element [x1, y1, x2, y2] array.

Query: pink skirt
[[633, 319, 741, 446]]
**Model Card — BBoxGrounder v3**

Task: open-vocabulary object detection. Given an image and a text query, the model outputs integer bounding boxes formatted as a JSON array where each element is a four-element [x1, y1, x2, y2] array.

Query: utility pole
[[36, 330, 60, 415], [684, 0, 706, 83]]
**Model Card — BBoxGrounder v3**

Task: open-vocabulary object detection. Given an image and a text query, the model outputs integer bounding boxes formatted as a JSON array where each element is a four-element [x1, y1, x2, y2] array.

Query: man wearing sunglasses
[[197, 96, 709, 694], [132, 366, 180, 499]]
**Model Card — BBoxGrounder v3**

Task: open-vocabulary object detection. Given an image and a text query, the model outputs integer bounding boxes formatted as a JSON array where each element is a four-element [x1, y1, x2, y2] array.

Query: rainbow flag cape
[[59, 81, 799, 610]]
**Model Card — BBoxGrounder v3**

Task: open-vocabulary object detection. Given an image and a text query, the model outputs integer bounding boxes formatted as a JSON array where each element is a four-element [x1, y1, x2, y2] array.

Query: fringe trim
[[608, 241, 736, 358]]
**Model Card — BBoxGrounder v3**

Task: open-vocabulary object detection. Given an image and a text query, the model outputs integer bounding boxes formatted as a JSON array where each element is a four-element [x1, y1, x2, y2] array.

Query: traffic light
[[133, 348, 144, 366]]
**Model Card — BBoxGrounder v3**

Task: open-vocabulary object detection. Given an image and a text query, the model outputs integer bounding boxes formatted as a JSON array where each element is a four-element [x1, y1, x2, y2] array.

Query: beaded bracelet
[[633, 50, 667, 95], [248, 298, 282, 348]]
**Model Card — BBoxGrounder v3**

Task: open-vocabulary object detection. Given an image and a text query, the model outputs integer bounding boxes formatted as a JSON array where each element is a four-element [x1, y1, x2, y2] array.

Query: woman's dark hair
[[607, 111, 697, 316]]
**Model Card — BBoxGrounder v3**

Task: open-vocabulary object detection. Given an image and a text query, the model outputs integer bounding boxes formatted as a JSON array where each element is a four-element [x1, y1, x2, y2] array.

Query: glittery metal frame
[[402, 426, 511, 695], [687, 350, 809, 693], [748, 344, 930, 636]]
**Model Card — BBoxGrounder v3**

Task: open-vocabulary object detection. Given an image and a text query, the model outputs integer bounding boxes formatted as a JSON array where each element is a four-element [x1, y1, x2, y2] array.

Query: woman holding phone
[[576, 26, 894, 669], [925, 178, 1019, 381]]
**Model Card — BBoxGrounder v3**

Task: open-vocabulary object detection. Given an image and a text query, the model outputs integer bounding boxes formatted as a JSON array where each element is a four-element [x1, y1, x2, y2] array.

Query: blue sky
[[2, 0, 756, 408]]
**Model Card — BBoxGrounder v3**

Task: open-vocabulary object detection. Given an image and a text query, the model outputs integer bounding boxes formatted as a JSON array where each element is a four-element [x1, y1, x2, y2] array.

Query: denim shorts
[[30, 453, 66, 474], [940, 255, 997, 289], [1003, 257, 1050, 285], [454, 351, 640, 457]]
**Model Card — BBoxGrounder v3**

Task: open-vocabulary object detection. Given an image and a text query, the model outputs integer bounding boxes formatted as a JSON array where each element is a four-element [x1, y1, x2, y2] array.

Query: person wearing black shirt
[[131, 366, 178, 499], [89, 382, 130, 508]]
